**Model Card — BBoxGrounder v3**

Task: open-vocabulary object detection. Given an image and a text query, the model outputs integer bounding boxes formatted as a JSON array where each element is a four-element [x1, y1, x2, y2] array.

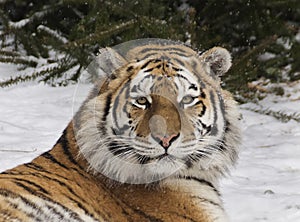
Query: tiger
[[0, 38, 241, 222]]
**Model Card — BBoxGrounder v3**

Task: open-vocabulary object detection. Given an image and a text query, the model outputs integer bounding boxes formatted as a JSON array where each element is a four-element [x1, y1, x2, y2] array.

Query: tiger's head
[[75, 40, 241, 184]]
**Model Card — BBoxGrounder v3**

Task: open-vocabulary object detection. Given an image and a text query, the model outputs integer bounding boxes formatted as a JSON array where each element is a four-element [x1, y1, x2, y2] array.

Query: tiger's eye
[[181, 95, 194, 104], [136, 97, 148, 105]]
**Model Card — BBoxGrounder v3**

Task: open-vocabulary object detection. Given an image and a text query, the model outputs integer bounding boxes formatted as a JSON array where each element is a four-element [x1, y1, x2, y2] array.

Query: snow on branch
[[65, 19, 137, 48], [8, 6, 52, 29], [37, 25, 68, 44]]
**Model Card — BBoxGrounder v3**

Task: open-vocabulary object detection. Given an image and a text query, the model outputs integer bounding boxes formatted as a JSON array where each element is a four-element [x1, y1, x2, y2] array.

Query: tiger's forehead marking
[[129, 59, 201, 100], [138, 59, 182, 77]]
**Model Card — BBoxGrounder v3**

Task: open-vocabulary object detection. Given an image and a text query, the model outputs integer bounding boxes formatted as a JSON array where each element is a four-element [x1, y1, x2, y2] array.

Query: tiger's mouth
[[147, 152, 182, 164], [147, 153, 176, 163], [157, 153, 170, 160]]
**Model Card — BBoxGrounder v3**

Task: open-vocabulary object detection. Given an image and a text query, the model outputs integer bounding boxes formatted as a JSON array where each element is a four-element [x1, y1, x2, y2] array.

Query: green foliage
[[188, 0, 300, 95], [0, 0, 186, 86], [0, 0, 300, 97]]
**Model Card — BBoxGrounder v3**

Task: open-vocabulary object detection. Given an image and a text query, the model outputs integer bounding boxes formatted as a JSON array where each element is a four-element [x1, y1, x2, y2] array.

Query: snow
[[222, 108, 300, 222], [8, 10, 49, 29], [37, 25, 68, 44], [0, 62, 300, 221]]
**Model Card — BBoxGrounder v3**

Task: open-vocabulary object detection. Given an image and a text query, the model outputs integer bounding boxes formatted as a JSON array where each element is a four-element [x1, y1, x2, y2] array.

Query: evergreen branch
[[41, 60, 78, 83], [0, 50, 20, 57], [70, 65, 83, 81], [243, 107, 300, 123], [0, 57, 37, 67], [137, 16, 164, 36], [139, 16, 168, 27], [44, 63, 81, 87], [0, 64, 60, 88], [0, 8, 9, 27], [231, 35, 278, 75], [64, 19, 137, 48], [37, 25, 68, 44], [8, 4, 59, 29]]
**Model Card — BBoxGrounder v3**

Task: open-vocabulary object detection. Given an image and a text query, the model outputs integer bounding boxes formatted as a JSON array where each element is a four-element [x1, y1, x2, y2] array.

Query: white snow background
[[0, 62, 300, 221]]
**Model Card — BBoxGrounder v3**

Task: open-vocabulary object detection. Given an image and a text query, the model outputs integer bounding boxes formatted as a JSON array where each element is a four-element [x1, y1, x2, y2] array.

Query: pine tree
[[188, 0, 300, 97], [0, 0, 300, 101], [0, 0, 186, 86]]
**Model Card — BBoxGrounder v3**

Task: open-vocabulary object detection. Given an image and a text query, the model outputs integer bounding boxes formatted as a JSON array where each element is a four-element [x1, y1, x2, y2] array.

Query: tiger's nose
[[151, 133, 180, 149]]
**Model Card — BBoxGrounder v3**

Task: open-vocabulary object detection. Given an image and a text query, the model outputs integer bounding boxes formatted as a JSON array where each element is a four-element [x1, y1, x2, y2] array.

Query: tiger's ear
[[200, 47, 232, 77], [96, 47, 128, 78]]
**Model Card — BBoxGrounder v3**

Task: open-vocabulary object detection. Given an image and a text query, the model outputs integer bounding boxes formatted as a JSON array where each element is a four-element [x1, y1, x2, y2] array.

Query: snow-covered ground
[[1, 62, 300, 221]]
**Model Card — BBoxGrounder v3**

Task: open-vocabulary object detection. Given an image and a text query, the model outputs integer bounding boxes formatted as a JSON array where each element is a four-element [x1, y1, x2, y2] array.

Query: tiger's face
[[76, 44, 240, 184], [107, 59, 220, 171]]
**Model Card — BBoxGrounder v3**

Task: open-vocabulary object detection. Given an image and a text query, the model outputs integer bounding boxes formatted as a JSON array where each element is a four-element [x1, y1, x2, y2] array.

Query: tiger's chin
[[146, 155, 185, 178], [93, 152, 187, 184]]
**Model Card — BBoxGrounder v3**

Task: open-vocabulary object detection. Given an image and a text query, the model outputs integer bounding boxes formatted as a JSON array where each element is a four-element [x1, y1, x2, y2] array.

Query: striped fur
[[0, 39, 241, 222]]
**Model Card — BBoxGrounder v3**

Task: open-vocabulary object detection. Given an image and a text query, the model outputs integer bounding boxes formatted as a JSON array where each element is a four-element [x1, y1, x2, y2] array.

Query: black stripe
[[0, 189, 39, 209], [218, 92, 226, 116], [200, 89, 206, 98], [188, 84, 198, 91], [133, 208, 163, 222], [144, 67, 155, 73], [0, 188, 84, 221], [175, 73, 188, 81], [169, 51, 191, 58], [172, 66, 183, 72], [56, 136, 90, 180], [25, 162, 46, 172], [126, 65, 134, 72], [131, 85, 137, 93], [19, 171, 101, 219], [111, 124, 130, 135], [122, 101, 132, 118], [141, 59, 157, 69], [112, 81, 130, 130], [190, 196, 223, 209], [209, 91, 219, 136], [135, 153, 151, 165], [63, 195, 100, 221], [197, 118, 211, 134], [170, 212, 198, 222], [175, 73, 195, 87], [139, 47, 188, 54], [41, 152, 69, 169], [108, 142, 133, 156], [40, 150, 89, 180], [102, 93, 112, 122], [172, 58, 185, 66], [58, 129, 83, 171], [13, 178, 49, 195], [13, 181, 39, 195], [178, 176, 220, 196], [0, 189, 42, 219], [44, 203, 66, 220], [215, 139, 227, 151], [24, 163, 73, 180], [196, 100, 206, 117]]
